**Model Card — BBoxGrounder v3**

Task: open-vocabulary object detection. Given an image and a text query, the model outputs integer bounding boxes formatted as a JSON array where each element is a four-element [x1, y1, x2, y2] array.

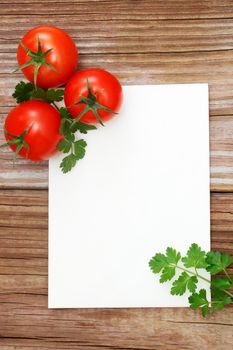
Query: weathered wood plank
[[2, 17, 233, 54], [0, 7, 233, 190], [0, 190, 232, 273], [0, 113, 233, 190], [1, 18, 233, 118], [0, 1, 232, 349], [2, 51, 233, 116], [0, 0, 233, 20], [0, 189, 232, 349], [0, 306, 232, 350]]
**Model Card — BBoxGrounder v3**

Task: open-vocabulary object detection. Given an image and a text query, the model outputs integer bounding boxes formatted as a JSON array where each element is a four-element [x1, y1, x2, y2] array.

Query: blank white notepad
[[49, 84, 210, 308]]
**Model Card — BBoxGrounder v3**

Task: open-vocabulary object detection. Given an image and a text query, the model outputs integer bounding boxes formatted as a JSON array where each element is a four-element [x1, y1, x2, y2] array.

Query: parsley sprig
[[11, 82, 97, 173], [12, 81, 64, 106], [57, 107, 96, 173], [8, 33, 107, 173], [149, 243, 233, 317]]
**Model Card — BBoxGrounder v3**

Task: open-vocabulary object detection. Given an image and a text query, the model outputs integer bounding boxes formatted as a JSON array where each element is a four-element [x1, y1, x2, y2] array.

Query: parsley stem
[[52, 102, 60, 111], [223, 289, 233, 298], [176, 265, 211, 284], [176, 265, 233, 298], [223, 268, 233, 284]]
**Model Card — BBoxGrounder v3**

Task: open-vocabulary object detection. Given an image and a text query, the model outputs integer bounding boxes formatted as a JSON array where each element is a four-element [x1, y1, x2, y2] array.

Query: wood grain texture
[[0, 1, 233, 349], [0, 189, 232, 350], [1, 0, 233, 19], [1, 113, 233, 190], [0, 2, 233, 189]]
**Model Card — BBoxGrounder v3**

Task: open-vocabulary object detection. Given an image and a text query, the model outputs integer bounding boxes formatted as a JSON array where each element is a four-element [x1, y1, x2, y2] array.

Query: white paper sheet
[[49, 84, 210, 308]]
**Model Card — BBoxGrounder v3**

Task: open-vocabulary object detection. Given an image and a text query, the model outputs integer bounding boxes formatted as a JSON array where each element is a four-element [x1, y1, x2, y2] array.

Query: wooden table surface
[[0, 1, 233, 349]]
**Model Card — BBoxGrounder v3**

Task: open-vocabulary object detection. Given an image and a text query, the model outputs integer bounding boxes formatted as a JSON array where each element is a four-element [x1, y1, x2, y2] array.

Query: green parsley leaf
[[149, 244, 232, 317], [12, 81, 34, 103], [60, 154, 78, 174], [56, 139, 71, 154], [60, 107, 73, 120], [188, 289, 210, 317], [70, 121, 97, 134], [150, 248, 180, 282], [211, 288, 232, 314], [171, 272, 198, 295], [160, 266, 176, 283], [44, 88, 64, 103], [59, 118, 71, 137], [31, 87, 64, 103], [12, 81, 64, 105], [59, 108, 96, 134], [74, 139, 87, 159], [182, 243, 207, 269], [59, 108, 77, 141], [211, 277, 232, 290], [57, 108, 90, 173], [69, 121, 80, 133], [166, 247, 181, 265], [31, 87, 47, 101], [206, 251, 233, 274], [65, 133, 75, 143], [149, 253, 167, 273]]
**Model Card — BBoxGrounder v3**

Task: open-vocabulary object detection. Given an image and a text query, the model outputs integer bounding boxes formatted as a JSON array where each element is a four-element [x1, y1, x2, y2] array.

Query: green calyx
[[1, 129, 29, 165], [14, 37, 57, 87], [74, 78, 117, 126]]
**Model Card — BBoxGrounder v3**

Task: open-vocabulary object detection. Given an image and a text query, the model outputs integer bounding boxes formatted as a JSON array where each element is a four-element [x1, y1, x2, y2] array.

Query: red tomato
[[4, 100, 62, 160], [64, 68, 123, 125], [17, 26, 78, 88]]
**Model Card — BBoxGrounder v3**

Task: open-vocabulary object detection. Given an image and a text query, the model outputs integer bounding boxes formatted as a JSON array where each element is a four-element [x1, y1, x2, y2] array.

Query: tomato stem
[[1, 129, 30, 164], [52, 102, 60, 111], [14, 37, 58, 87], [72, 78, 117, 126]]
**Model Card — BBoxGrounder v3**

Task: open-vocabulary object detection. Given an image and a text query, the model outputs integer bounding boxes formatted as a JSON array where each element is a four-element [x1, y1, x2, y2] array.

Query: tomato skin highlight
[[64, 68, 123, 124], [4, 100, 62, 161], [17, 26, 78, 88]]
